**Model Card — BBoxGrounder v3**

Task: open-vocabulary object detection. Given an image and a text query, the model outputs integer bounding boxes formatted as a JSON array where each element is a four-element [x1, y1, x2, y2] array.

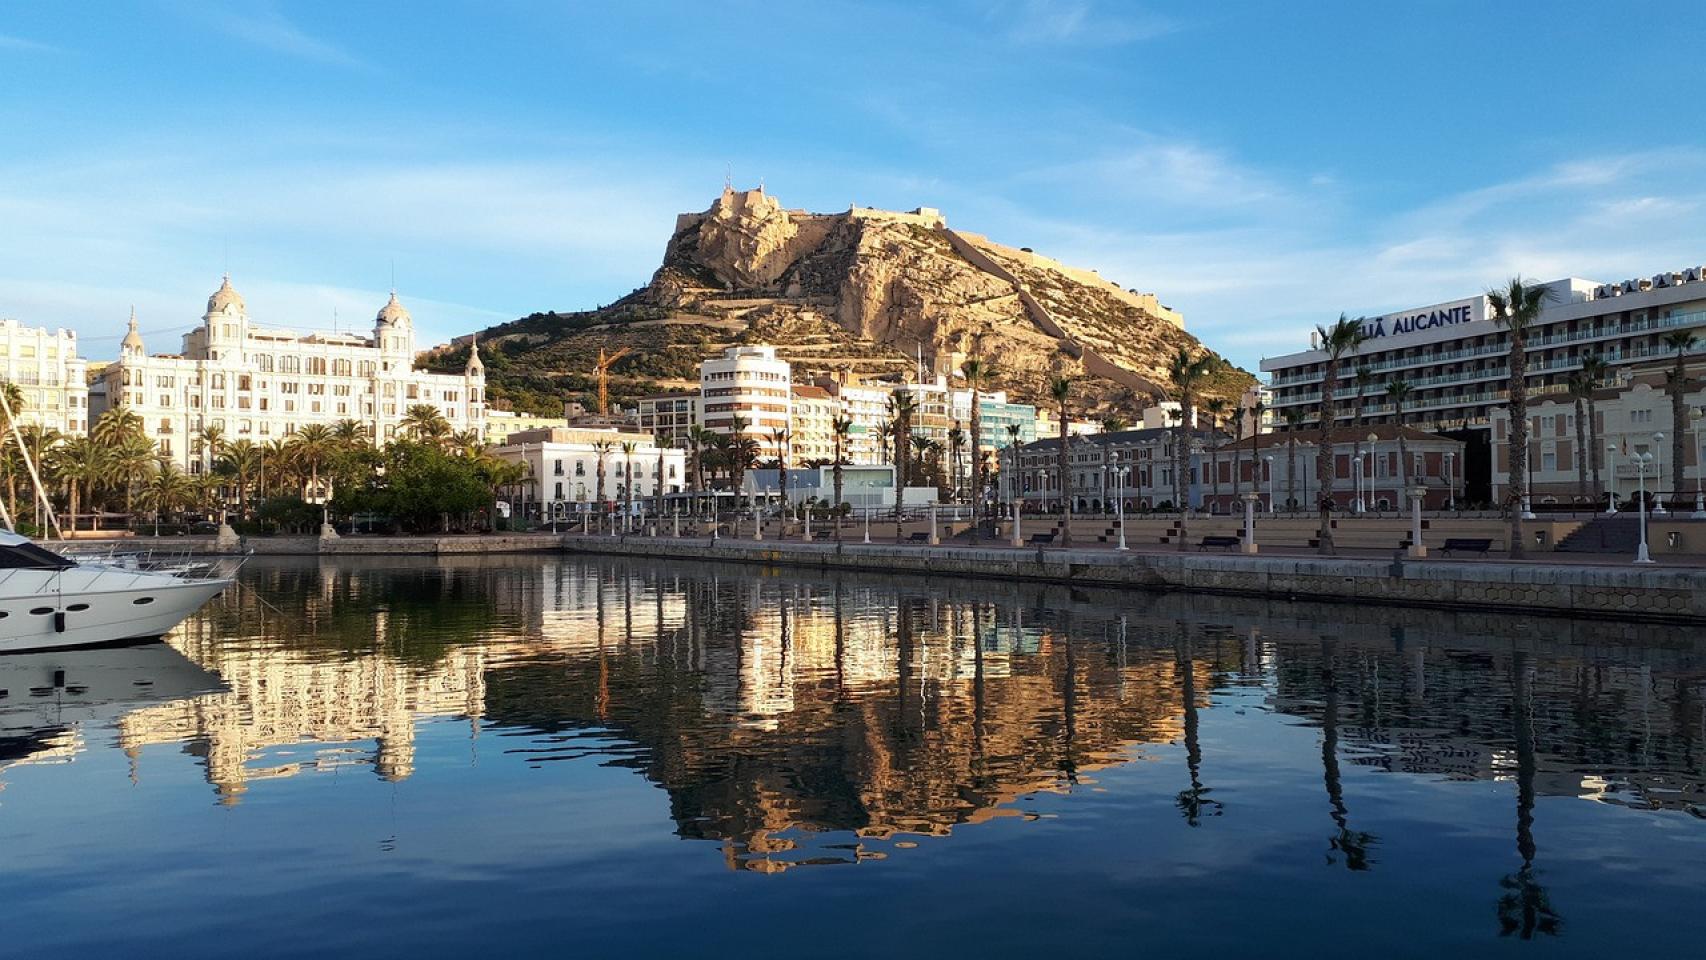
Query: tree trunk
[[832, 437, 844, 543], [1573, 395, 1588, 502], [1286, 435, 1297, 510], [1059, 415, 1072, 548], [970, 387, 982, 538], [1395, 408, 1408, 494], [1318, 362, 1337, 554], [1670, 360, 1686, 505], [1587, 397, 1602, 504], [1508, 335, 1529, 558]]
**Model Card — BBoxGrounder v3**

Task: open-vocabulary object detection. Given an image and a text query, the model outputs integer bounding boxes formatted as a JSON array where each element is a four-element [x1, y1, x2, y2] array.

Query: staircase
[[1555, 516, 1641, 553]]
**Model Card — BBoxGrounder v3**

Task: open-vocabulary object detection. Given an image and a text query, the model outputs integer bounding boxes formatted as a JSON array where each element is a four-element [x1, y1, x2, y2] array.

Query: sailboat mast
[[0, 389, 63, 539]]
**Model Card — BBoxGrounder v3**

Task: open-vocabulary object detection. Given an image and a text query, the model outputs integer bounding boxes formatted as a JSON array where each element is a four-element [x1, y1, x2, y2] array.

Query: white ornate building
[[0, 317, 89, 435], [97, 277, 485, 470]]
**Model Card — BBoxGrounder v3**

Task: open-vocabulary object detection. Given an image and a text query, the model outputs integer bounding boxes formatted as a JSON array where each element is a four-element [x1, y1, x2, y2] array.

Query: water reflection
[[1, 555, 1703, 933]]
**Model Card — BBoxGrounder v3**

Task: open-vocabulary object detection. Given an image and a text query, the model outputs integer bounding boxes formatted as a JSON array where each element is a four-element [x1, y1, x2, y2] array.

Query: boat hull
[[0, 576, 232, 655]]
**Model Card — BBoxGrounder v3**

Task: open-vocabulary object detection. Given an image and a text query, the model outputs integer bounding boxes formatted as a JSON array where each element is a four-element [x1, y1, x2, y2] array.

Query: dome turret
[[375, 290, 413, 327], [205, 274, 245, 316], [121, 306, 145, 356], [465, 334, 484, 376]]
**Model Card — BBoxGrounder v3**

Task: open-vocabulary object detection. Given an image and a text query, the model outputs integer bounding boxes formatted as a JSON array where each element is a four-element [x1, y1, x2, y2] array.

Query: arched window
[[256, 354, 274, 372], [333, 358, 351, 377]]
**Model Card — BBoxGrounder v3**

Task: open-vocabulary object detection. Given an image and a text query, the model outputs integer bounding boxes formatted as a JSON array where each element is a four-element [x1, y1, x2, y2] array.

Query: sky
[[3, 0, 1704, 371]]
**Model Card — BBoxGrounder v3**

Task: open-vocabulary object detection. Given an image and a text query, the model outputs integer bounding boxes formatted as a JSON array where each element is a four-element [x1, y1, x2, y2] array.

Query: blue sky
[[3, 1, 1704, 370]]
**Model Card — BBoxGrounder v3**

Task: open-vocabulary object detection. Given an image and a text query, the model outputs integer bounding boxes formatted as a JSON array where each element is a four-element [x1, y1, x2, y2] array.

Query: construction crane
[[594, 346, 632, 417]]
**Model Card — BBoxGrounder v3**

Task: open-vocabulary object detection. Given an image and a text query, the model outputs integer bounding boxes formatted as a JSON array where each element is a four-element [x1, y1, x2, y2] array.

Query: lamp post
[[1605, 442, 1619, 515], [1653, 432, 1668, 515], [1262, 455, 1274, 513], [1352, 456, 1364, 515], [1407, 485, 1428, 558], [1444, 451, 1456, 511], [1240, 490, 1259, 554], [1114, 464, 1129, 551], [1633, 451, 1655, 564], [1366, 432, 1378, 512]]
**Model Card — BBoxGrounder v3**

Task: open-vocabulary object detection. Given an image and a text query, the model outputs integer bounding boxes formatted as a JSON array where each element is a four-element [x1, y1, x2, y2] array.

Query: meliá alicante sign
[[1358, 297, 1486, 342]]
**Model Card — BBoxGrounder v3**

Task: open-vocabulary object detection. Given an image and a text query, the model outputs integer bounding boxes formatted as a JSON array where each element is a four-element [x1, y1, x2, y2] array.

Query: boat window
[[29, 607, 52, 615], [66, 603, 89, 612], [0, 541, 76, 570], [133, 597, 155, 605]]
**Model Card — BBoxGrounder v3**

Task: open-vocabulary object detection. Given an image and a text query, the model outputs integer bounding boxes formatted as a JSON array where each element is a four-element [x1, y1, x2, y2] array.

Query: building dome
[[206, 274, 245, 315], [121, 307, 145, 355], [465, 334, 484, 375], [375, 291, 412, 327]]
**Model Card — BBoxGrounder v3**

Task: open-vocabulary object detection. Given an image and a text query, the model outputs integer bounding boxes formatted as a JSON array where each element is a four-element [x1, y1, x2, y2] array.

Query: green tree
[[1385, 380, 1412, 492], [1567, 371, 1591, 503], [1203, 396, 1228, 508], [889, 390, 916, 542], [401, 404, 452, 446], [1166, 348, 1214, 550], [1282, 407, 1307, 509], [962, 356, 992, 535], [1580, 354, 1608, 504], [831, 415, 852, 540]]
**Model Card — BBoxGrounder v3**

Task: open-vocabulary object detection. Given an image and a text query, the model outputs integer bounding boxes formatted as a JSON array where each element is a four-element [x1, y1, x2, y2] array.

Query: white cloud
[[193, 3, 370, 70], [0, 33, 56, 53]]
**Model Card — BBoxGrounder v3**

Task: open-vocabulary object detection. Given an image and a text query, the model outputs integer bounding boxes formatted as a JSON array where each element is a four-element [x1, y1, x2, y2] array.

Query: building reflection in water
[[6, 555, 1703, 896]]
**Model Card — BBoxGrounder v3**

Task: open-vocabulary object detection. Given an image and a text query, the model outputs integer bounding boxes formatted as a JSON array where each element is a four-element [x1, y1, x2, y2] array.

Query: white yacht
[[0, 533, 237, 654]]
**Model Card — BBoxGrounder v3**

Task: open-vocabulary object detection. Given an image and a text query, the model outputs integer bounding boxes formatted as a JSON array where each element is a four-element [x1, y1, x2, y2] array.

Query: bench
[[907, 531, 931, 543], [1440, 537, 1493, 556], [1198, 535, 1241, 551], [1028, 531, 1057, 546]]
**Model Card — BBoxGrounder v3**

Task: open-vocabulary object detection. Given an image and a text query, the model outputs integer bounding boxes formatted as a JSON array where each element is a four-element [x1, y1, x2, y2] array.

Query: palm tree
[[1047, 375, 1074, 547], [144, 460, 191, 535], [1488, 278, 1550, 558], [768, 427, 790, 520], [50, 436, 112, 534], [1315, 314, 1368, 554], [947, 424, 966, 503], [831, 415, 851, 540], [112, 433, 157, 524], [876, 419, 893, 466], [1203, 396, 1229, 510], [1386, 380, 1413, 492], [1580, 354, 1608, 505], [401, 404, 452, 446], [1353, 366, 1377, 431], [91, 407, 143, 447], [216, 439, 262, 519], [593, 439, 613, 522], [332, 418, 369, 449], [889, 390, 916, 542], [1245, 397, 1265, 504], [962, 357, 992, 531], [1283, 408, 1307, 509], [289, 423, 336, 502], [725, 414, 756, 495], [1166, 348, 1213, 550], [1567, 372, 1591, 503], [687, 425, 711, 507], [1663, 329, 1697, 504], [620, 440, 637, 526], [196, 423, 226, 476]]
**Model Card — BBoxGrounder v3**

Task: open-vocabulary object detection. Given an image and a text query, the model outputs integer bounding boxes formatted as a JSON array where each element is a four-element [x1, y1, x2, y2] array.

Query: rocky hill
[[432, 187, 1253, 418]]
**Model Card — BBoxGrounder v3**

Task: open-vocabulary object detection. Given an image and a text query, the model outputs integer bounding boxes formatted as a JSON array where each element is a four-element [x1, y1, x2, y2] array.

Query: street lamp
[[1520, 417, 1536, 521], [1632, 451, 1655, 564], [1352, 456, 1364, 515], [1605, 442, 1619, 515], [1444, 450, 1456, 511], [1693, 406, 1706, 519], [1653, 432, 1668, 515], [1113, 462, 1129, 550], [1263, 455, 1274, 513], [1366, 432, 1378, 513]]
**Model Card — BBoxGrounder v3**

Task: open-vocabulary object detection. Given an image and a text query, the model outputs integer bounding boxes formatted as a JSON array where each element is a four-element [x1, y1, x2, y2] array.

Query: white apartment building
[[484, 409, 571, 445], [493, 426, 686, 517], [0, 317, 89, 434], [815, 376, 889, 465], [789, 384, 838, 464], [99, 277, 484, 470], [700, 345, 790, 459], [635, 392, 700, 447]]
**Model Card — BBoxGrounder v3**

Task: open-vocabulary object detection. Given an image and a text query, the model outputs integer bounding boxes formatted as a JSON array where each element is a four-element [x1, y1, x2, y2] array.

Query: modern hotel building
[[1260, 264, 1706, 501]]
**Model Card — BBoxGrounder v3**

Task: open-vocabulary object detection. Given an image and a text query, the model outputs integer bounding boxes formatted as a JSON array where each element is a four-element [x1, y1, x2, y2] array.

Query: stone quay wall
[[560, 536, 1706, 623]]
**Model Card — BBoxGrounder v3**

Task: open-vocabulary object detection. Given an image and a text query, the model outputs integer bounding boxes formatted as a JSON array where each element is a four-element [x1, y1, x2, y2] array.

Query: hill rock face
[[452, 187, 1252, 417]]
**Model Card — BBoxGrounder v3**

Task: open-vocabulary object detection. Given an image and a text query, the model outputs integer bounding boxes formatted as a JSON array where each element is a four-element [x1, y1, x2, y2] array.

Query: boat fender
[[54, 611, 66, 633]]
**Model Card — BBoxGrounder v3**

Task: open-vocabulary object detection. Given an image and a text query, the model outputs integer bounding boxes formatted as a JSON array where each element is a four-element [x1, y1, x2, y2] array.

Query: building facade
[[99, 278, 485, 470], [484, 409, 571, 445], [1001, 427, 1221, 512], [635, 392, 700, 448], [700, 345, 790, 460], [0, 317, 89, 435], [1259, 265, 1706, 496], [1202, 426, 1465, 513], [493, 426, 686, 517], [788, 384, 838, 464]]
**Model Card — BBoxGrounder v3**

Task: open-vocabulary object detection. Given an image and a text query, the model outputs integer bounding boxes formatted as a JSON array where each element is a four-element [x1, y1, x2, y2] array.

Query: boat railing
[[49, 544, 245, 582]]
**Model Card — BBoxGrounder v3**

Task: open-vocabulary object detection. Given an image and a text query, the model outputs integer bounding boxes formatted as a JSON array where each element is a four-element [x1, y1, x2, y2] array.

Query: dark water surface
[[1, 555, 1702, 957]]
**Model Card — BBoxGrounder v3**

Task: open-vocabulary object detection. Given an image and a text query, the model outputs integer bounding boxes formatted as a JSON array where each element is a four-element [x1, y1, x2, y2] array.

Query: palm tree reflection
[[1320, 639, 1377, 869], [1175, 627, 1221, 825], [1498, 651, 1563, 939]]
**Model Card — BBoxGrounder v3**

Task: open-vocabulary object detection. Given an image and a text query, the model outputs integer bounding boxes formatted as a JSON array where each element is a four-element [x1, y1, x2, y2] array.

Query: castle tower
[[463, 335, 485, 427]]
